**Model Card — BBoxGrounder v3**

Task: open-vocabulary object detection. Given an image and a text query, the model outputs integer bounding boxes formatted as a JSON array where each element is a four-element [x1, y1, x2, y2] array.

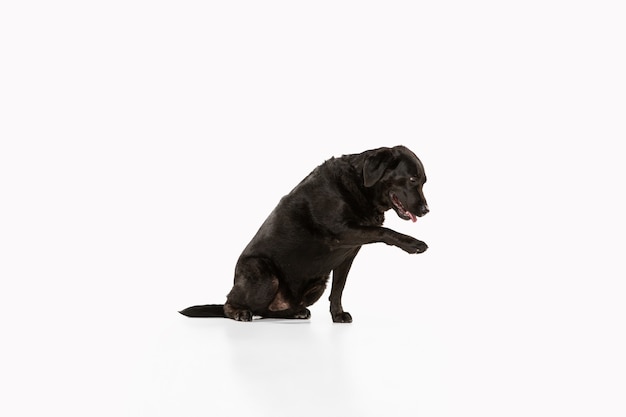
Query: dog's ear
[[363, 148, 394, 187]]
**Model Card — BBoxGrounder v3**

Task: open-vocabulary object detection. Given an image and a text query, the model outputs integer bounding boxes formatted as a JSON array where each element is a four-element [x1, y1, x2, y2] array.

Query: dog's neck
[[339, 155, 390, 226]]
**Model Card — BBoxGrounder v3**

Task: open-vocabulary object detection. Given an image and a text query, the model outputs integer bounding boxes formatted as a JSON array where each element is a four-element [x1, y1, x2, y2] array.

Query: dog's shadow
[[223, 318, 359, 411]]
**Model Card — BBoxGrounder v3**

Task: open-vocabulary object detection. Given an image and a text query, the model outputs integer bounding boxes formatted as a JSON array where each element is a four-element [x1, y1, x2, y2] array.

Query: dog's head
[[363, 146, 429, 222]]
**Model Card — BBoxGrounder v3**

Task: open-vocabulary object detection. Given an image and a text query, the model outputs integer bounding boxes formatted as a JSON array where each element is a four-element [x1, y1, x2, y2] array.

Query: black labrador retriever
[[180, 145, 428, 322]]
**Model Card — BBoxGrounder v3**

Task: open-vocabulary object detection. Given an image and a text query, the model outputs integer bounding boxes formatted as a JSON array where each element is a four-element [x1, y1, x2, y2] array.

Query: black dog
[[180, 145, 428, 322]]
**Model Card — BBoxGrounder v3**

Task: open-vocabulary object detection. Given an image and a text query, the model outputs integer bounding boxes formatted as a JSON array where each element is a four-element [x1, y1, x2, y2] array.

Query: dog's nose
[[418, 205, 429, 216]]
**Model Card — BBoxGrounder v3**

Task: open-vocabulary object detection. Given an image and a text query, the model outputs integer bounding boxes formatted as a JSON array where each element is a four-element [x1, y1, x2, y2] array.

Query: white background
[[1, 1, 625, 416]]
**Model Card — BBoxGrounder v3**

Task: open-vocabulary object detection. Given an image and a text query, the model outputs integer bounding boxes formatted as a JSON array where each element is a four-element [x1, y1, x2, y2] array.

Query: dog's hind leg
[[259, 280, 308, 319], [262, 307, 311, 320], [261, 275, 328, 320], [224, 256, 280, 322]]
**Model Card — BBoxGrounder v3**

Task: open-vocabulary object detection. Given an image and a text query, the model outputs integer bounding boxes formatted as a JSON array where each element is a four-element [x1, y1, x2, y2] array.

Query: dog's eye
[[409, 177, 418, 184]]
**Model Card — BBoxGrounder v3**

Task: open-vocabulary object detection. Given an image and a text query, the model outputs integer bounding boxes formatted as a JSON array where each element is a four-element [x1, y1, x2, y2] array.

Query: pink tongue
[[407, 211, 417, 223]]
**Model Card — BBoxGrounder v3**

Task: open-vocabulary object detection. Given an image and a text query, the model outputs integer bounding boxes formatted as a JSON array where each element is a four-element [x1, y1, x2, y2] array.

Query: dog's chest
[[279, 242, 358, 279]]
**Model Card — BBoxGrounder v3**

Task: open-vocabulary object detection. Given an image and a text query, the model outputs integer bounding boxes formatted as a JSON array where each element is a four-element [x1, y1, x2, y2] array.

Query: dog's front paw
[[332, 312, 353, 323], [398, 236, 428, 254], [413, 240, 428, 254]]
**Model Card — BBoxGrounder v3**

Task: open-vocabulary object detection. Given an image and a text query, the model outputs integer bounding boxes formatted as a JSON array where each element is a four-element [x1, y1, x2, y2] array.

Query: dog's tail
[[179, 304, 227, 318]]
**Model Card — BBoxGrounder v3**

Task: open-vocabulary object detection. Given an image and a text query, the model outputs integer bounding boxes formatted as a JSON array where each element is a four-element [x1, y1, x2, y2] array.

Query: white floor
[[4, 235, 625, 417]]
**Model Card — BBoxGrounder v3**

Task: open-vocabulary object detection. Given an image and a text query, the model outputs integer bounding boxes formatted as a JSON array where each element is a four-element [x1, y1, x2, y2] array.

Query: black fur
[[180, 146, 429, 322]]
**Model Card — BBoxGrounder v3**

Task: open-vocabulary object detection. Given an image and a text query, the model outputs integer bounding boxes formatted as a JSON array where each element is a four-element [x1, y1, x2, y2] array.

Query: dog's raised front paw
[[413, 240, 428, 254], [398, 236, 428, 254]]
